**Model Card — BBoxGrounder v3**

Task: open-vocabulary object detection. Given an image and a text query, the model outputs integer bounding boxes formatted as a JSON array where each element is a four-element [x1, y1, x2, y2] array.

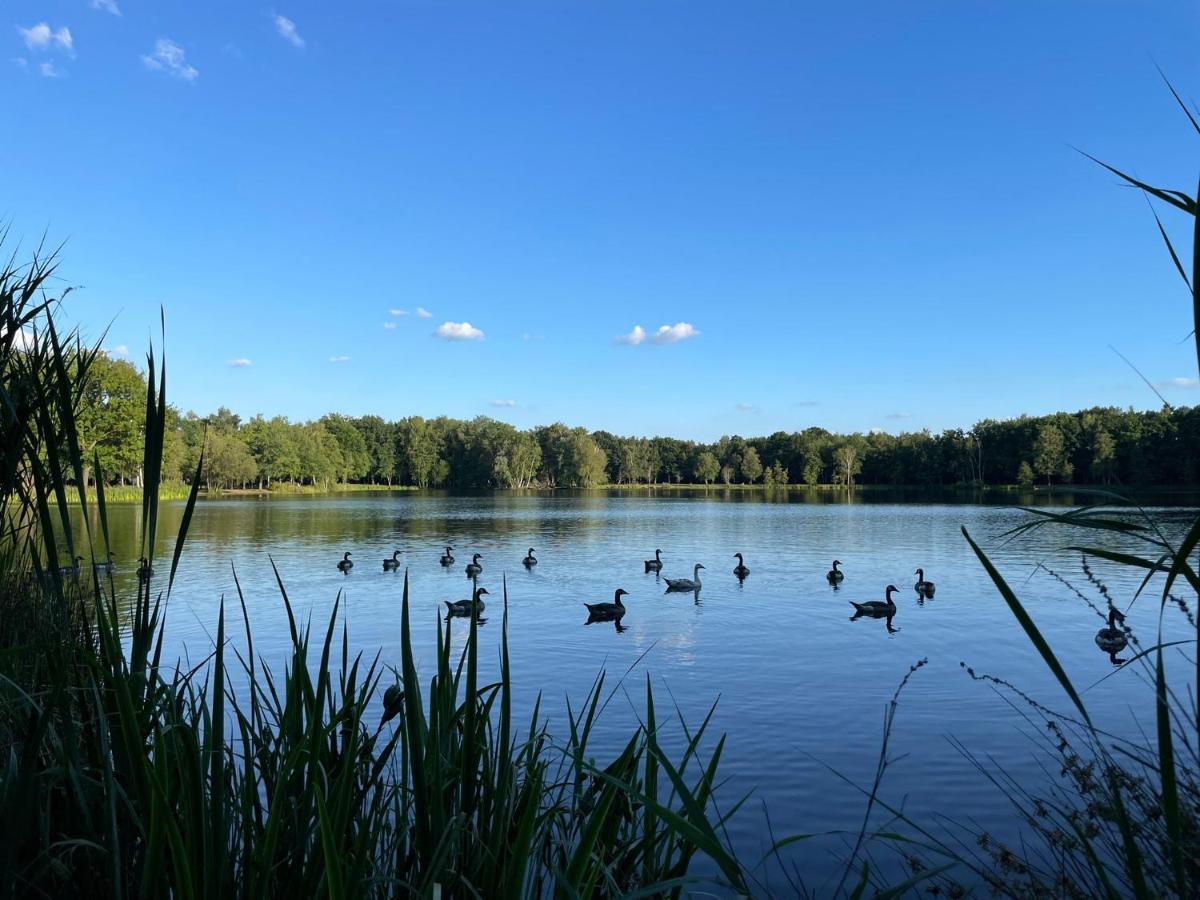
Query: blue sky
[[5, 1, 1200, 441]]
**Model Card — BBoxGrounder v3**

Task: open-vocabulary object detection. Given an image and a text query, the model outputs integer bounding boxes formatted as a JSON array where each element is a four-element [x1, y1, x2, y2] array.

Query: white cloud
[[13, 57, 27, 69], [39, 60, 62, 78], [1160, 376, 1199, 389], [650, 322, 699, 345], [328, 355, 350, 363], [388, 308, 407, 316], [273, 14, 305, 49], [415, 307, 432, 318], [107, 344, 130, 358], [434, 321, 484, 341], [90, 0, 121, 16], [885, 412, 913, 420], [2, 326, 35, 350], [736, 402, 756, 412], [228, 358, 252, 367], [142, 38, 198, 81], [794, 399, 819, 408], [490, 399, 517, 408], [18, 23, 73, 54], [615, 325, 646, 346], [382, 321, 397, 330]]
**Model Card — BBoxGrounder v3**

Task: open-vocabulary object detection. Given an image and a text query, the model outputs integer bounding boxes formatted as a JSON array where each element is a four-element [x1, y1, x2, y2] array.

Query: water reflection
[[849, 609, 900, 635]]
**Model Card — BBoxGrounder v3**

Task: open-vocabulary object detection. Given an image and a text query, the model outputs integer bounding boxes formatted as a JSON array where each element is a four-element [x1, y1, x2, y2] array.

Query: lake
[[80, 489, 1196, 891]]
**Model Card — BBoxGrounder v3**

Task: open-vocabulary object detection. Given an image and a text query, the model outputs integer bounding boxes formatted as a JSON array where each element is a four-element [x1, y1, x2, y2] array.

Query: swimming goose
[[850, 585, 899, 617], [827, 560, 845, 584], [585, 588, 628, 619], [381, 684, 405, 725], [665, 564, 705, 592], [465, 553, 483, 577], [337, 552, 353, 573], [733, 553, 750, 578], [644, 549, 664, 573], [440, 546, 455, 566], [136, 557, 153, 580], [1095, 609, 1127, 655], [383, 550, 401, 571], [445, 587, 489, 616], [914, 568, 935, 596], [94, 552, 116, 575], [59, 555, 84, 578], [523, 548, 537, 567]]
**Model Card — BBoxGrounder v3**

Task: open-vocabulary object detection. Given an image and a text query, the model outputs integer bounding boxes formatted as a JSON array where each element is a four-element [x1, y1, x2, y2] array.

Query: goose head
[[734, 553, 743, 562], [885, 584, 899, 601], [1107, 608, 1125, 628], [473, 553, 482, 563], [614, 588, 629, 601], [914, 568, 924, 580], [832, 559, 841, 570], [655, 549, 662, 558], [474, 587, 489, 600], [528, 548, 535, 555], [343, 552, 352, 560]]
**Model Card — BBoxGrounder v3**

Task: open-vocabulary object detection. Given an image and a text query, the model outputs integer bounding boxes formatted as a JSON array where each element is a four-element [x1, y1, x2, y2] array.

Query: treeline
[[82, 355, 1200, 490]]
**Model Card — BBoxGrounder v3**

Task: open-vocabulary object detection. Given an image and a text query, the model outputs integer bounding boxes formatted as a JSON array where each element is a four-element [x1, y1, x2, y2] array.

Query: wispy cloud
[[615, 325, 646, 346], [142, 38, 198, 81], [490, 399, 517, 408], [90, 0, 121, 16], [415, 307, 432, 319], [382, 321, 397, 330], [329, 355, 350, 363], [18, 23, 73, 54], [273, 14, 305, 49], [885, 412, 913, 420], [13, 57, 27, 69], [388, 308, 407, 316], [107, 344, 130, 358], [227, 358, 252, 368], [651, 322, 699, 344], [794, 399, 820, 408], [736, 402, 756, 412], [39, 60, 62, 78], [1159, 376, 1199, 389], [434, 321, 484, 341]]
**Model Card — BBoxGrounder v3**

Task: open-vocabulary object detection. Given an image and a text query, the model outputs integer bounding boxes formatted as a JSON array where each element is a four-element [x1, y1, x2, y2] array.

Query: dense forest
[[83, 355, 1199, 490]]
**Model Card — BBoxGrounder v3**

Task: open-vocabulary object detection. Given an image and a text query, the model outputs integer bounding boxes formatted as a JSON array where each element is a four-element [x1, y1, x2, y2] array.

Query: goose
[[914, 568, 935, 596], [465, 553, 483, 577], [337, 552, 354, 573], [523, 548, 537, 567], [733, 553, 750, 579], [381, 684, 405, 725], [1095, 609, 1127, 655], [136, 557, 154, 580], [850, 585, 899, 617], [440, 546, 455, 566], [445, 587, 488, 616], [383, 550, 401, 571], [585, 588, 628, 619], [59, 555, 84, 578], [827, 560, 845, 584], [644, 549, 664, 574], [665, 564, 705, 592], [94, 552, 116, 575]]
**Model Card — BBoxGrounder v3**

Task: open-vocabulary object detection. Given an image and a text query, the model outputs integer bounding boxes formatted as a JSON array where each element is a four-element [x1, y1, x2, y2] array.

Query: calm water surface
[[84, 490, 1195, 892]]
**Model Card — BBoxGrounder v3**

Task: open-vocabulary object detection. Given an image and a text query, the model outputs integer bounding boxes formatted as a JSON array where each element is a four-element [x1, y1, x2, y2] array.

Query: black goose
[[465, 553, 483, 577], [523, 548, 537, 567], [827, 560, 844, 584], [914, 568, 935, 596], [585, 588, 628, 619], [445, 587, 489, 616], [383, 550, 401, 571], [1095, 608, 1128, 656], [136, 557, 153, 580], [644, 549, 663, 573], [440, 546, 455, 566], [94, 551, 116, 575], [337, 551, 353, 573], [850, 585, 899, 617], [733, 553, 750, 578]]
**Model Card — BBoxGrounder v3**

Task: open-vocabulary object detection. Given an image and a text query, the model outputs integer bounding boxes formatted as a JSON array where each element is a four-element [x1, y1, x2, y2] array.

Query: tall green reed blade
[[168, 439, 204, 599], [1155, 638, 1186, 896]]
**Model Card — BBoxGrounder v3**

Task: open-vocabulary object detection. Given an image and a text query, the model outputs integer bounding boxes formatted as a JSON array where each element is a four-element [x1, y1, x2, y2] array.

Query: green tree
[[740, 446, 763, 484], [833, 442, 864, 488], [694, 451, 719, 485], [763, 461, 789, 487], [1090, 427, 1116, 484], [1033, 422, 1067, 486], [75, 354, 147, 486], [1017, 460, 1035, 487], [354, 415, 396, 485], [204, 430, 257, 490]]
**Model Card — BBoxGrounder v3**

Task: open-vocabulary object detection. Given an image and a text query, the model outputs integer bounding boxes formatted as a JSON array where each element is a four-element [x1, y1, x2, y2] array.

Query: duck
[[59, 555, 84, 578], [827, 560, 845, 584], [850, 585, 899, 617], [914, 568, 935, 596], [445, 587, 488, 616], [665, 563, 705, 592], [94, 552, 116, 575], [440, 546, 455, 566], [381, 683, 405, 725], [136, 557, 153, 580], [644, 549, 664, 574], [465, 553, 483, 577], [337, 552, 353, 573], [585, 588, 628, 619], [523, 548, 537, 567], [1095, 608, 1127, 656], [733, 553, 750, 579], [383, 550, 401, 571]]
